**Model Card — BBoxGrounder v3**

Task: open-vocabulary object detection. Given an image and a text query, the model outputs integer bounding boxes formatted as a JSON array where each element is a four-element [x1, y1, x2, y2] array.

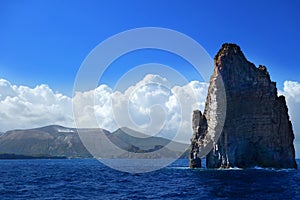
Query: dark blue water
[[0, 159, 299, 200]]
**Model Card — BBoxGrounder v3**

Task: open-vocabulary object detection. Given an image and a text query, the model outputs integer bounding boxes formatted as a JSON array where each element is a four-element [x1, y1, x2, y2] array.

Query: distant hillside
[[108, 127, 189, 158], [0, 125, 189, 159], [109, 127, 171, 151], [0, 125, 92, 158]]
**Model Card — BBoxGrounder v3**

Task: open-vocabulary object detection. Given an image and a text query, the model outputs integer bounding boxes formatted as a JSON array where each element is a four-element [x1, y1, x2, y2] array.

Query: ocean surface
[[0, 159, 299, 200]]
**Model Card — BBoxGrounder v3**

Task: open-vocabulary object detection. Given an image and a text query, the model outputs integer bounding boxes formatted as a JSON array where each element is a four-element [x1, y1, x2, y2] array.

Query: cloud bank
[[0, 79, 74, 131], [73, 74, 208, 143], [0, 77, 299, 152], [0, 75, 208, 143]]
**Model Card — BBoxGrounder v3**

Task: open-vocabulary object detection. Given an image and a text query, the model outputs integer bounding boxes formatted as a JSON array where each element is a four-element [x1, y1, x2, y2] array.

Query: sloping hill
[[109, 127, 171, 151], [0, 125, 189, 158], [0, 125, 91, 158]]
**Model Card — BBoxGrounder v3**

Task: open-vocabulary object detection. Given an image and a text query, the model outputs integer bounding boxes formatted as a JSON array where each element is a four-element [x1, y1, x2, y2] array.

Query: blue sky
[[0, 0, 299, 95], [0, 0, 300, 157]]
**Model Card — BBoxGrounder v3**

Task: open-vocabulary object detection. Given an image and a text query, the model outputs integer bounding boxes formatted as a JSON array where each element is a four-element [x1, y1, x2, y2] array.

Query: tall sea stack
[[190, 43, 297, 169]]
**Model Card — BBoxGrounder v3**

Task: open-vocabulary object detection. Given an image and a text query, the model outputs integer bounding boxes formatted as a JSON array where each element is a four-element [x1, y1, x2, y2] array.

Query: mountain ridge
[[0, 125, 189, 159]]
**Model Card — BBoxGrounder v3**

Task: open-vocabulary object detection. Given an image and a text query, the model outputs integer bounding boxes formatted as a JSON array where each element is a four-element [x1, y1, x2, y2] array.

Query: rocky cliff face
[[190, 43, 297, 169]]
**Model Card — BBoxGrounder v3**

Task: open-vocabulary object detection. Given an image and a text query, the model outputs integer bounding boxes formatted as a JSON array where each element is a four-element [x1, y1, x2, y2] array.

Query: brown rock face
[[190, 43, 297, 169]]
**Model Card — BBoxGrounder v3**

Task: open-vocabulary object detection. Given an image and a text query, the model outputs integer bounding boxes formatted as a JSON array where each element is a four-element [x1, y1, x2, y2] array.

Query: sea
[[0, 159, 299, 200]]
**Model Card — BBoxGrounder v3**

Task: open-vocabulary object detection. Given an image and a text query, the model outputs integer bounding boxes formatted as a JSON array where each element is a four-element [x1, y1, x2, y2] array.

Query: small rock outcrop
[[189, 110, 205, 168], [190, 43, 297, 169]]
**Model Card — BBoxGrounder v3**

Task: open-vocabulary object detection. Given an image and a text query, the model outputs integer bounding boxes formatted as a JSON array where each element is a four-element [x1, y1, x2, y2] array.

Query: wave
[[168, 166, 297, 172], [252, 166, 297, 172], [169, 166, 190, 170]]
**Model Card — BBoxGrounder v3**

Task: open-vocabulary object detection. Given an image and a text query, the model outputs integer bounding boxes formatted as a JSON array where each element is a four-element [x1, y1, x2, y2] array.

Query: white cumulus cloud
[[73, 74, 208, 143], [0, 75, 209, 143], [0, 79, 74, 131]]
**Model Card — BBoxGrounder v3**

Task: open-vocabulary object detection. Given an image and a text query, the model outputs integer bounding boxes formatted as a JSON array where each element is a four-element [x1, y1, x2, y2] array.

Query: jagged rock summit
[[190, 43, 297, 169]]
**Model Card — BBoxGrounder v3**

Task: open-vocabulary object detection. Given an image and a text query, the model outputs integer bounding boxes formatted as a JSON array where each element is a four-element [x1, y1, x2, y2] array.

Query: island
[[190, 43, 297, 169]]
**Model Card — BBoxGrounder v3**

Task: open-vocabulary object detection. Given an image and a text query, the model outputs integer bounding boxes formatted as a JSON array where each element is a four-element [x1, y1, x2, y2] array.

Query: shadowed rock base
[[189, 157, 201, 168]]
